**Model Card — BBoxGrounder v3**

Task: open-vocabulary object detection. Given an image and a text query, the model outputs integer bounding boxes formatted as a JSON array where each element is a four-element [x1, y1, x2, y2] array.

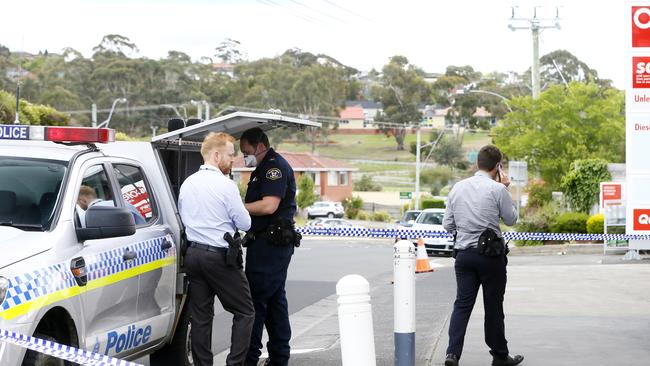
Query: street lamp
[[453, 89, 513, 113], [97, 98, 127, 128], [161, 104, 182, 118]]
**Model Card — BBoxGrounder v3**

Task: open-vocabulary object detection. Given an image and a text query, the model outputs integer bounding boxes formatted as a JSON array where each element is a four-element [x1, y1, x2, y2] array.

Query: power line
[[319, 0, 373, 22], [287, 0, 346, 24], [256, 0, 320, 24]]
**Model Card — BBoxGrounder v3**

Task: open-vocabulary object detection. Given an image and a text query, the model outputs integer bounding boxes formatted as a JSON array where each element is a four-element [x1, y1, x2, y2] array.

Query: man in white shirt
[[178, 132, 254, 366]]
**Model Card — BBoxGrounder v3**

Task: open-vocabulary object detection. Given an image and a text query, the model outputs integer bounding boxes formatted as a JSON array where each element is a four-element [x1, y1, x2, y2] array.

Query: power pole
[[508, 6, 561, 99]]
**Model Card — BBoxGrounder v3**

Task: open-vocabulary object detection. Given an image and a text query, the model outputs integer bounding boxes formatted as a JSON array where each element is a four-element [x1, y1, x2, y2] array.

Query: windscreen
[[416, 212, 444, 225], [403, 211, 421, 222], [0, 157, 67, 231]]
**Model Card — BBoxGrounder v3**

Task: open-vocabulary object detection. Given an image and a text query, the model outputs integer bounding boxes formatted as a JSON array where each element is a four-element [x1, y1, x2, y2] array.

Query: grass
[[278, 130, 492, 192], [278, 133, 417, 162]]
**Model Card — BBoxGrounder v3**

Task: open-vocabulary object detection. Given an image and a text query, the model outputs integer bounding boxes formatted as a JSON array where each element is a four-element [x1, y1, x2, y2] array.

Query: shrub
[[354, 174, 382, 191], [515, 203, 558, 246], [526, 180, 552, 208], [421, 198, 445, 209], [560, 159, 611, 213], [549, 212, 589, 233], [586, 213, 604, 234], [357, 210, 369, 221], [342, 196, 363, 219], [296, 175, 317, 209], [371, 211, 391, 222]]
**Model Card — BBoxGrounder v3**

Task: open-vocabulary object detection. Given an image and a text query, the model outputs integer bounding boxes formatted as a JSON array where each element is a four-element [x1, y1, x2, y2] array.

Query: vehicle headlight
[[0, 277, 9, 305]]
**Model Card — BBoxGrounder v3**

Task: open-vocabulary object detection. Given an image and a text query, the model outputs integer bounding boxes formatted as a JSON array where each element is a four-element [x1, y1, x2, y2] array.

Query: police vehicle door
[[110, 162, 175, 352], [73, 161, 142, 357]]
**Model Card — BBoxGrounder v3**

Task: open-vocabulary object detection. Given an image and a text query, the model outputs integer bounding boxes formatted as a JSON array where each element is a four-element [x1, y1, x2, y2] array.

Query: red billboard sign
[[633, 209, 650, 230], [632, 6, 650, 47]]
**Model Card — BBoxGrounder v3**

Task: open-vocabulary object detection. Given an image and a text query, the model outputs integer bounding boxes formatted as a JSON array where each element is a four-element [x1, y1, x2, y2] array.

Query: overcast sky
[[1, 0, 627, 88]]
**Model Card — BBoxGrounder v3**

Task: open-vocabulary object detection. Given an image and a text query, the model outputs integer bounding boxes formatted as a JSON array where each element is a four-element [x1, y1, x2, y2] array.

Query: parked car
[[395, 209, 423, 241], [410, 208, 454, 256], [307, 218, 355, 228], [306, 201, 344, 219]]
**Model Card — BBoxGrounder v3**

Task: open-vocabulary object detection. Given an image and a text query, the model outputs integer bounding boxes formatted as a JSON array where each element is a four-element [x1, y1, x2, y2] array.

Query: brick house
[[232, 151, 357, 202]]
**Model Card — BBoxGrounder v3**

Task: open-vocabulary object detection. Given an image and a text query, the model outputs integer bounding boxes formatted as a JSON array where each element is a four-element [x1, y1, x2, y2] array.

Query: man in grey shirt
[[443, 145, 523, 366]]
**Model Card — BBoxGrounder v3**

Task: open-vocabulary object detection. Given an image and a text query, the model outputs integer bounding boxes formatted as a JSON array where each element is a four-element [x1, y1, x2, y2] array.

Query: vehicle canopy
[[153, 111, 320, 142]]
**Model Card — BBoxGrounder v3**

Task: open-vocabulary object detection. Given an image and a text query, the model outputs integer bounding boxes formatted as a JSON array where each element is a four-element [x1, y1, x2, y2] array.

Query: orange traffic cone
[[415, 238, 434, 273]]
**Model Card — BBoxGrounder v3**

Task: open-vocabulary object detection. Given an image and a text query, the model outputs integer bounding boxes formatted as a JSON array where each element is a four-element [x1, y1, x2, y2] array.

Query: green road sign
[[400, 191, 412, 199]]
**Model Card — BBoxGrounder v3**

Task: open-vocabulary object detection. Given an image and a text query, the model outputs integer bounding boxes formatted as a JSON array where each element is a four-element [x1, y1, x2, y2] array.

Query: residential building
[[233, 151, 358, 202]]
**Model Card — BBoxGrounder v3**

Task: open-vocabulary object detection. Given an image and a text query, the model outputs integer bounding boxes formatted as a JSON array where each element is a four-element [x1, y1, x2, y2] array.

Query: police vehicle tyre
[[150, 307, 193, 366], [327, 212, 334, 218], [21, 333, 65, 366]]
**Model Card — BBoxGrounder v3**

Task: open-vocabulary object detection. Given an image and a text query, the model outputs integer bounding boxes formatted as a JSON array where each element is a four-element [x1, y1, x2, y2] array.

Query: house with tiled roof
[[233, 151, 358, 202]]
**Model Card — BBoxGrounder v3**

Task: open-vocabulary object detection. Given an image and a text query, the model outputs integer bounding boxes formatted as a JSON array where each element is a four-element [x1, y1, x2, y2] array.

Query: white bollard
[[394, 240, 416, 366], [336, 274, 377, 366]]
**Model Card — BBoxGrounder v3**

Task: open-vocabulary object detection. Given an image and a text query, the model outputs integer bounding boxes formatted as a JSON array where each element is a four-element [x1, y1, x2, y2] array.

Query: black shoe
[[445, 353, 459, 366], [492, 354, 524, 366]]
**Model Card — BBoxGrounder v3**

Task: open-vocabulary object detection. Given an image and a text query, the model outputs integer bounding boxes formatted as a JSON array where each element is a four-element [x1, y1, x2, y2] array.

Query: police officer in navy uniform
[[240, 128, 297, 366]]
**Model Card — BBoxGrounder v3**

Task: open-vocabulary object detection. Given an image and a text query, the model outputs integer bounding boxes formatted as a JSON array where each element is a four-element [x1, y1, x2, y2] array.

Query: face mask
[[243, 145, 267, 168], [243, 154, 257, 167]]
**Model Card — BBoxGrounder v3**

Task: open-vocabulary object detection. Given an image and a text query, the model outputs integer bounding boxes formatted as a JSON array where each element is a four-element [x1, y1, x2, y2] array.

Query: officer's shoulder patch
[[266, 167, 282, 180]]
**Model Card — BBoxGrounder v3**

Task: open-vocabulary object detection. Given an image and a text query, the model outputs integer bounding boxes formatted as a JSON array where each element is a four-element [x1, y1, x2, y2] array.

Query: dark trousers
[[447, 248, 509, 360], [185, 246, 255, 366], [245, 238, 293, 366]]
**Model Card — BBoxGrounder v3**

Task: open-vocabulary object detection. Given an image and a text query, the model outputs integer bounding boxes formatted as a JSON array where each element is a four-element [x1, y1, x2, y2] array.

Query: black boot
[[445, 353, 459, 366], [492, 354, 524, 366]]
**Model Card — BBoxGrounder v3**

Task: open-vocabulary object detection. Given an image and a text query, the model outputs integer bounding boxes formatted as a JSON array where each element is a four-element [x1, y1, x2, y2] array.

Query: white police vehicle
[[0, 112, 320, 365]]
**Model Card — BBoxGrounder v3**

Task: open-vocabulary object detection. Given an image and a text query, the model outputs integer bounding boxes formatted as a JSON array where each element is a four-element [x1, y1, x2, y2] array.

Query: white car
[[307, 218, 354, 228], [410, 208, 454, 256], [306, 201, 344, 219]]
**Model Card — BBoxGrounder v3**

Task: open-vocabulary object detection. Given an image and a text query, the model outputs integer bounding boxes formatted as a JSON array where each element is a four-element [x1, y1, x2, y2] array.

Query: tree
[[296, 174, 317, 209], [431, 135, 464, 168], [493, 82, 624, 188], [353, 174, 382, 192], [374, 56, 428, 150], [523, 49, 612, 90], [215, 38, 245, 64], [561, 159, 611, 213]]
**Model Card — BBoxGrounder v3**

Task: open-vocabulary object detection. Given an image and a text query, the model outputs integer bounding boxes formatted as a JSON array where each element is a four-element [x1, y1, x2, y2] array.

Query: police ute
[[0, 112, 320, 365]]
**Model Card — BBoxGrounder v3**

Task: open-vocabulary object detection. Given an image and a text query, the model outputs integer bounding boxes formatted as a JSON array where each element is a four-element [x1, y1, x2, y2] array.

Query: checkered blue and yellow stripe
[[0, 236, 176, 320]]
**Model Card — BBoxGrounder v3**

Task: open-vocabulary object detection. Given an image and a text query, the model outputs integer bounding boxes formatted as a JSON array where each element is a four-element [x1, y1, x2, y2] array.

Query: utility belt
[[452, 228, 509, 258], [243, 218, 302, 248]]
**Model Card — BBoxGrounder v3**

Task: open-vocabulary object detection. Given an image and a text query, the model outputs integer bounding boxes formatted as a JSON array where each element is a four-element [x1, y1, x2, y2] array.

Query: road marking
[[506, 287, 535, 292], [261, 348, 326, 358]]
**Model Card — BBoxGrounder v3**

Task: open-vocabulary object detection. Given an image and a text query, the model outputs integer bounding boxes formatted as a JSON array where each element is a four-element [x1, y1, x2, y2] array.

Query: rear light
[[46, 127, 115, 143]]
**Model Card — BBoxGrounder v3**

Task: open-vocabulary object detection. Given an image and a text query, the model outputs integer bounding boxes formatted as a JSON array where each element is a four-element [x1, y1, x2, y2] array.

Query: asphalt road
[[210, 237, 398, 355]]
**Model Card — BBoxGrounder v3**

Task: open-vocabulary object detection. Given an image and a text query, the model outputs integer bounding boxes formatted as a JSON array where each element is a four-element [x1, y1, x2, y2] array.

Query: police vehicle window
[[76, 165, 115, 228], [0, 157, 66, 231], [113, 164, 156, 224]]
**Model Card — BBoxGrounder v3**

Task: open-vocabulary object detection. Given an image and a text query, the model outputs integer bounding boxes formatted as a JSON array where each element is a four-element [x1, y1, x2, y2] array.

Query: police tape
[[0, 329, 142, 366], [296, 227, 650, 242]]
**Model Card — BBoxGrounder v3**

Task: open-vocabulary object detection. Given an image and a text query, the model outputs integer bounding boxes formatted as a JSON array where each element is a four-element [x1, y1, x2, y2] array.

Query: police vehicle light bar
[[0, 124, 115, 143]]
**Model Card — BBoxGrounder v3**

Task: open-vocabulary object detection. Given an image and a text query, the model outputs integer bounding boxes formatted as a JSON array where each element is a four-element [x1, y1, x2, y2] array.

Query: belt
[[460, 246, 480, 253], [189, 241, 228, 253]]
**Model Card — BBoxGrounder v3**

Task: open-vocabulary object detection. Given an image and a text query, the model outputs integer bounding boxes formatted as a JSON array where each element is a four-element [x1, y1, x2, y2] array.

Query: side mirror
[[76, 206, 136, 242]]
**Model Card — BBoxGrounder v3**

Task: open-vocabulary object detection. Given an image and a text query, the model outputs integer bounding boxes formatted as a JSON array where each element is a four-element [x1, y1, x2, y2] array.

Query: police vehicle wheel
[[327, 212, 334, 218], [150, 306, 193, 366], [21, 333, 65, 366]]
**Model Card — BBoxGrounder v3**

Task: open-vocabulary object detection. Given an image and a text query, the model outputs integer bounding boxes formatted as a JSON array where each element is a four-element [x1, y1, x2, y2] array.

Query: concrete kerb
[[508, 243, 602, 255]]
